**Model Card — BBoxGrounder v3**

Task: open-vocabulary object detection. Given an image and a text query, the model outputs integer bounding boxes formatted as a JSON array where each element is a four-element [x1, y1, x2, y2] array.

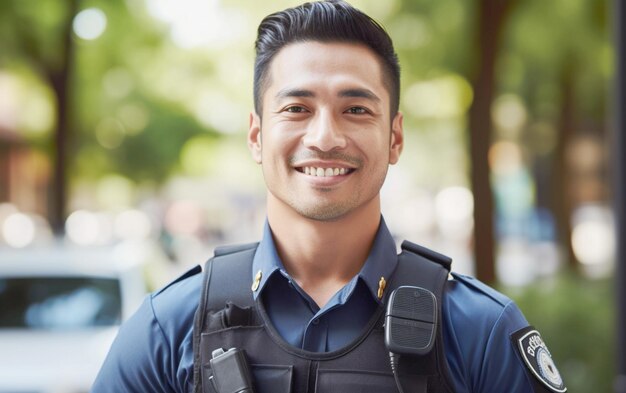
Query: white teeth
[[302, 167, 350, 177]]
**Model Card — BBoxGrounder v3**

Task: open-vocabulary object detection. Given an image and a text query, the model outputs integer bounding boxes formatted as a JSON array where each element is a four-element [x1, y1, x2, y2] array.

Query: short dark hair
[[253, 0, 400, 115]]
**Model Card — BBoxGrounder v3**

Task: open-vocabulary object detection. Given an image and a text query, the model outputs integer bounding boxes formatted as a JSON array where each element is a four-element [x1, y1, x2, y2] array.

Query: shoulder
[[117, 263, 204, 345], [444, 272, 530, 334], [442, 273, 534, 393], [92, 265, 203, 393], [150, 265, 203, 325], [443, 272, 528, 344], [146, 265, 204, 354], [152, 264, 203, 349], [446, 273, 515, 310], [442, 272, 529, 359]]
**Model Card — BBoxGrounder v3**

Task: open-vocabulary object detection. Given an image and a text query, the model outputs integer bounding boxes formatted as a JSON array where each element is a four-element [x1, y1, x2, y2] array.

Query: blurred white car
[[0, 243, 148, 393]]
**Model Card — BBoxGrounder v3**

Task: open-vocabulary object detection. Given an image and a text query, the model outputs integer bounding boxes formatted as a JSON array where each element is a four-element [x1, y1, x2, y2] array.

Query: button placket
[[303, 315, 328, 352]]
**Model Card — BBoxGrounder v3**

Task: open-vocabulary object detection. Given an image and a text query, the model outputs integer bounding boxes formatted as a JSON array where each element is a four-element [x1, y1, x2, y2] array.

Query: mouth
[[295, 166, 356, 177]]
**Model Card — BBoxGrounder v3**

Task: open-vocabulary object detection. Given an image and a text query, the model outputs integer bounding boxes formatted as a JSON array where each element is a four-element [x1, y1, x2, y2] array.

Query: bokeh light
[[95, 118, 126, 149], [114, 210, 152, 241], [434, 186, 474, 239], [164, 200, 203, 236], [66, 210, 100, 245], [0, 72, 55, 136], [492, 94, 527, 138], [73, 8, 107, 40], [571, 204, 615, 276], [404, 74, 473, 119], [145, 0, 246, 49], [489, 141, 523, 175], [2, 213, 36, 248]]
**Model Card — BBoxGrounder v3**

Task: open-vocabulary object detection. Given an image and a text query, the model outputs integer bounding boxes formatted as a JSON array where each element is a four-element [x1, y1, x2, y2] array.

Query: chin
[[293, 203, 353, 222]]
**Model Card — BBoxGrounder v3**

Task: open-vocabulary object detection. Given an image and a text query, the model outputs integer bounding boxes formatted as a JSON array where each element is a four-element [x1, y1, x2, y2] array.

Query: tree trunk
[[613, 1, 626, 389], [467, 0, 516, 284], [551, 60, 579, 268], [48, 0, 78, 235]]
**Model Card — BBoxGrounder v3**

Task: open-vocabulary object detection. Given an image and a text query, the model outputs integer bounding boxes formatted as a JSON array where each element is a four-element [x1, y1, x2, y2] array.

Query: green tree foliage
[[0, 0, 220, 195], [71, 0, 221, 183]]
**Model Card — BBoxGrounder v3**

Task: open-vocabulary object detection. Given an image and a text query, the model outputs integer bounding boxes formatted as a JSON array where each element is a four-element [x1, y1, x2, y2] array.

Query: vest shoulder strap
[[192, 242, 258, 393], [400, 240, 452, 271], [205, 242, 259, 310], [389, 240, 454, 393], [390, 240, 450, 298]]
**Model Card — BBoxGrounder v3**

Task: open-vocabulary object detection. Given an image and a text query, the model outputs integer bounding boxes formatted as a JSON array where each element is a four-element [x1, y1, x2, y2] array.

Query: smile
[[297, 167, 355, 177]]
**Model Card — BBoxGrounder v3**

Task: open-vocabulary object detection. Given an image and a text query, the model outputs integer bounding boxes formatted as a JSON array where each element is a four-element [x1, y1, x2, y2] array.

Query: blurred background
[[0, 0, 617, 392]]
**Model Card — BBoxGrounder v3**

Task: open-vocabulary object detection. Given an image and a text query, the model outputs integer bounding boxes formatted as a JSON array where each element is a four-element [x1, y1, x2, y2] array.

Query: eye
[[284, 105, 308, 113], [346, 107, 368, 115]]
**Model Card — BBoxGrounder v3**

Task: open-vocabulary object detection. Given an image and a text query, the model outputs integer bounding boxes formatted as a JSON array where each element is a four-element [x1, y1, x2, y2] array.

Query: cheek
[[263, 129, 301, 155], [354, 133, 389, 155], [259, 138, 290, 171]]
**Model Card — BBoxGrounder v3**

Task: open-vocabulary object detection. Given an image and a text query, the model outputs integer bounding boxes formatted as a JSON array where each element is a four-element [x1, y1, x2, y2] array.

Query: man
[[92, 1, 566, 392]]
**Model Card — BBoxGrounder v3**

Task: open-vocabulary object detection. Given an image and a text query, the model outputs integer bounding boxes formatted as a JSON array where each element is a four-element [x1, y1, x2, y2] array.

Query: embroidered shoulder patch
[[511, 326, 566, 392]]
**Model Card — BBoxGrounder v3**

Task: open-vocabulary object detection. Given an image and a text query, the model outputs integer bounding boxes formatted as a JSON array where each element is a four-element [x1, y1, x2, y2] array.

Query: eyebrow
[[338, 88, 380, 102], [275, 88, 315, 99], [274, 87, 381, 102]]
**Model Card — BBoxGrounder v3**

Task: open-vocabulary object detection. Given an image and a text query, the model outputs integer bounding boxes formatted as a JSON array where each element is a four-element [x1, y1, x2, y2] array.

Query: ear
[[248, 112, 262, 164], [389, 111, 404, 165]]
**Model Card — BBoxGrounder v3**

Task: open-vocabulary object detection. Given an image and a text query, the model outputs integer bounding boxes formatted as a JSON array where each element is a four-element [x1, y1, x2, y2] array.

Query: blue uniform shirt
[[92, 218, 539, 392], [254, 219, 395, 352]]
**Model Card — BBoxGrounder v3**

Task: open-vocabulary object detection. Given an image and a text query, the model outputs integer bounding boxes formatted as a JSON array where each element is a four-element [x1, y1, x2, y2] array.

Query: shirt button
[[312, 318, 320, 325]]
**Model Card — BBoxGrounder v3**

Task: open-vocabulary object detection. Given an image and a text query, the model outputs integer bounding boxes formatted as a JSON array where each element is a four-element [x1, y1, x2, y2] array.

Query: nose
[[302, 111, 347, 152]]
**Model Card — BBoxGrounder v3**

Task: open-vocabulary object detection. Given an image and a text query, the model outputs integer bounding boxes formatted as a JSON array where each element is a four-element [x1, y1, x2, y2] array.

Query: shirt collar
[[251, 216, 398, 304], [251, 220, 285, 298]]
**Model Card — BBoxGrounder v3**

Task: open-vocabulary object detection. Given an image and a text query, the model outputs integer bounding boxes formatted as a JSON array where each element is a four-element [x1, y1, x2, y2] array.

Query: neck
[[266, 195, 381, 307]]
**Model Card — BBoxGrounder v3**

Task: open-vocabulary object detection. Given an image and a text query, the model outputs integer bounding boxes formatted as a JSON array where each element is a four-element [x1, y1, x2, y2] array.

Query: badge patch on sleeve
[[511, 326, 566, 392]]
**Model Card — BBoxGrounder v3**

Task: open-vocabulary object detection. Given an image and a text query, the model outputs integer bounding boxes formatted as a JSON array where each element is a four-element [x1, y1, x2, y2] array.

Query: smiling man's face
[[248, 41, 403, 222]]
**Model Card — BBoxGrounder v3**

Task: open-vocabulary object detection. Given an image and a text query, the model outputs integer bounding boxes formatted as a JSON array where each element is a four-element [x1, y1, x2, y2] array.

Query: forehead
[[264, 41, 388, 102]]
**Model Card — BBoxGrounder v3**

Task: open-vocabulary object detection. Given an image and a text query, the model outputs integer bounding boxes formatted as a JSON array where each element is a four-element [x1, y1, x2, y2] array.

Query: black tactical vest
[[192, 241, 455, 393]]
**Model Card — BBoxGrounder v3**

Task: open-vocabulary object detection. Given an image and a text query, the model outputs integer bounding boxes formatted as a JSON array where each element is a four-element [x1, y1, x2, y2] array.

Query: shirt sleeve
[[474, 301, 536, 393], [91, 295, 177, 393], [443, 275, 545, 393]]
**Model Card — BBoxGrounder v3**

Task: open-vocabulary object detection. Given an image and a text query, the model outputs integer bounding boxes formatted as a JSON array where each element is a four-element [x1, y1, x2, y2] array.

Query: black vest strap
[[193, 240, 454, 393], [207, 243, 258, 310], [389, 241, 454, 393], [192, 243, 258, 393]]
